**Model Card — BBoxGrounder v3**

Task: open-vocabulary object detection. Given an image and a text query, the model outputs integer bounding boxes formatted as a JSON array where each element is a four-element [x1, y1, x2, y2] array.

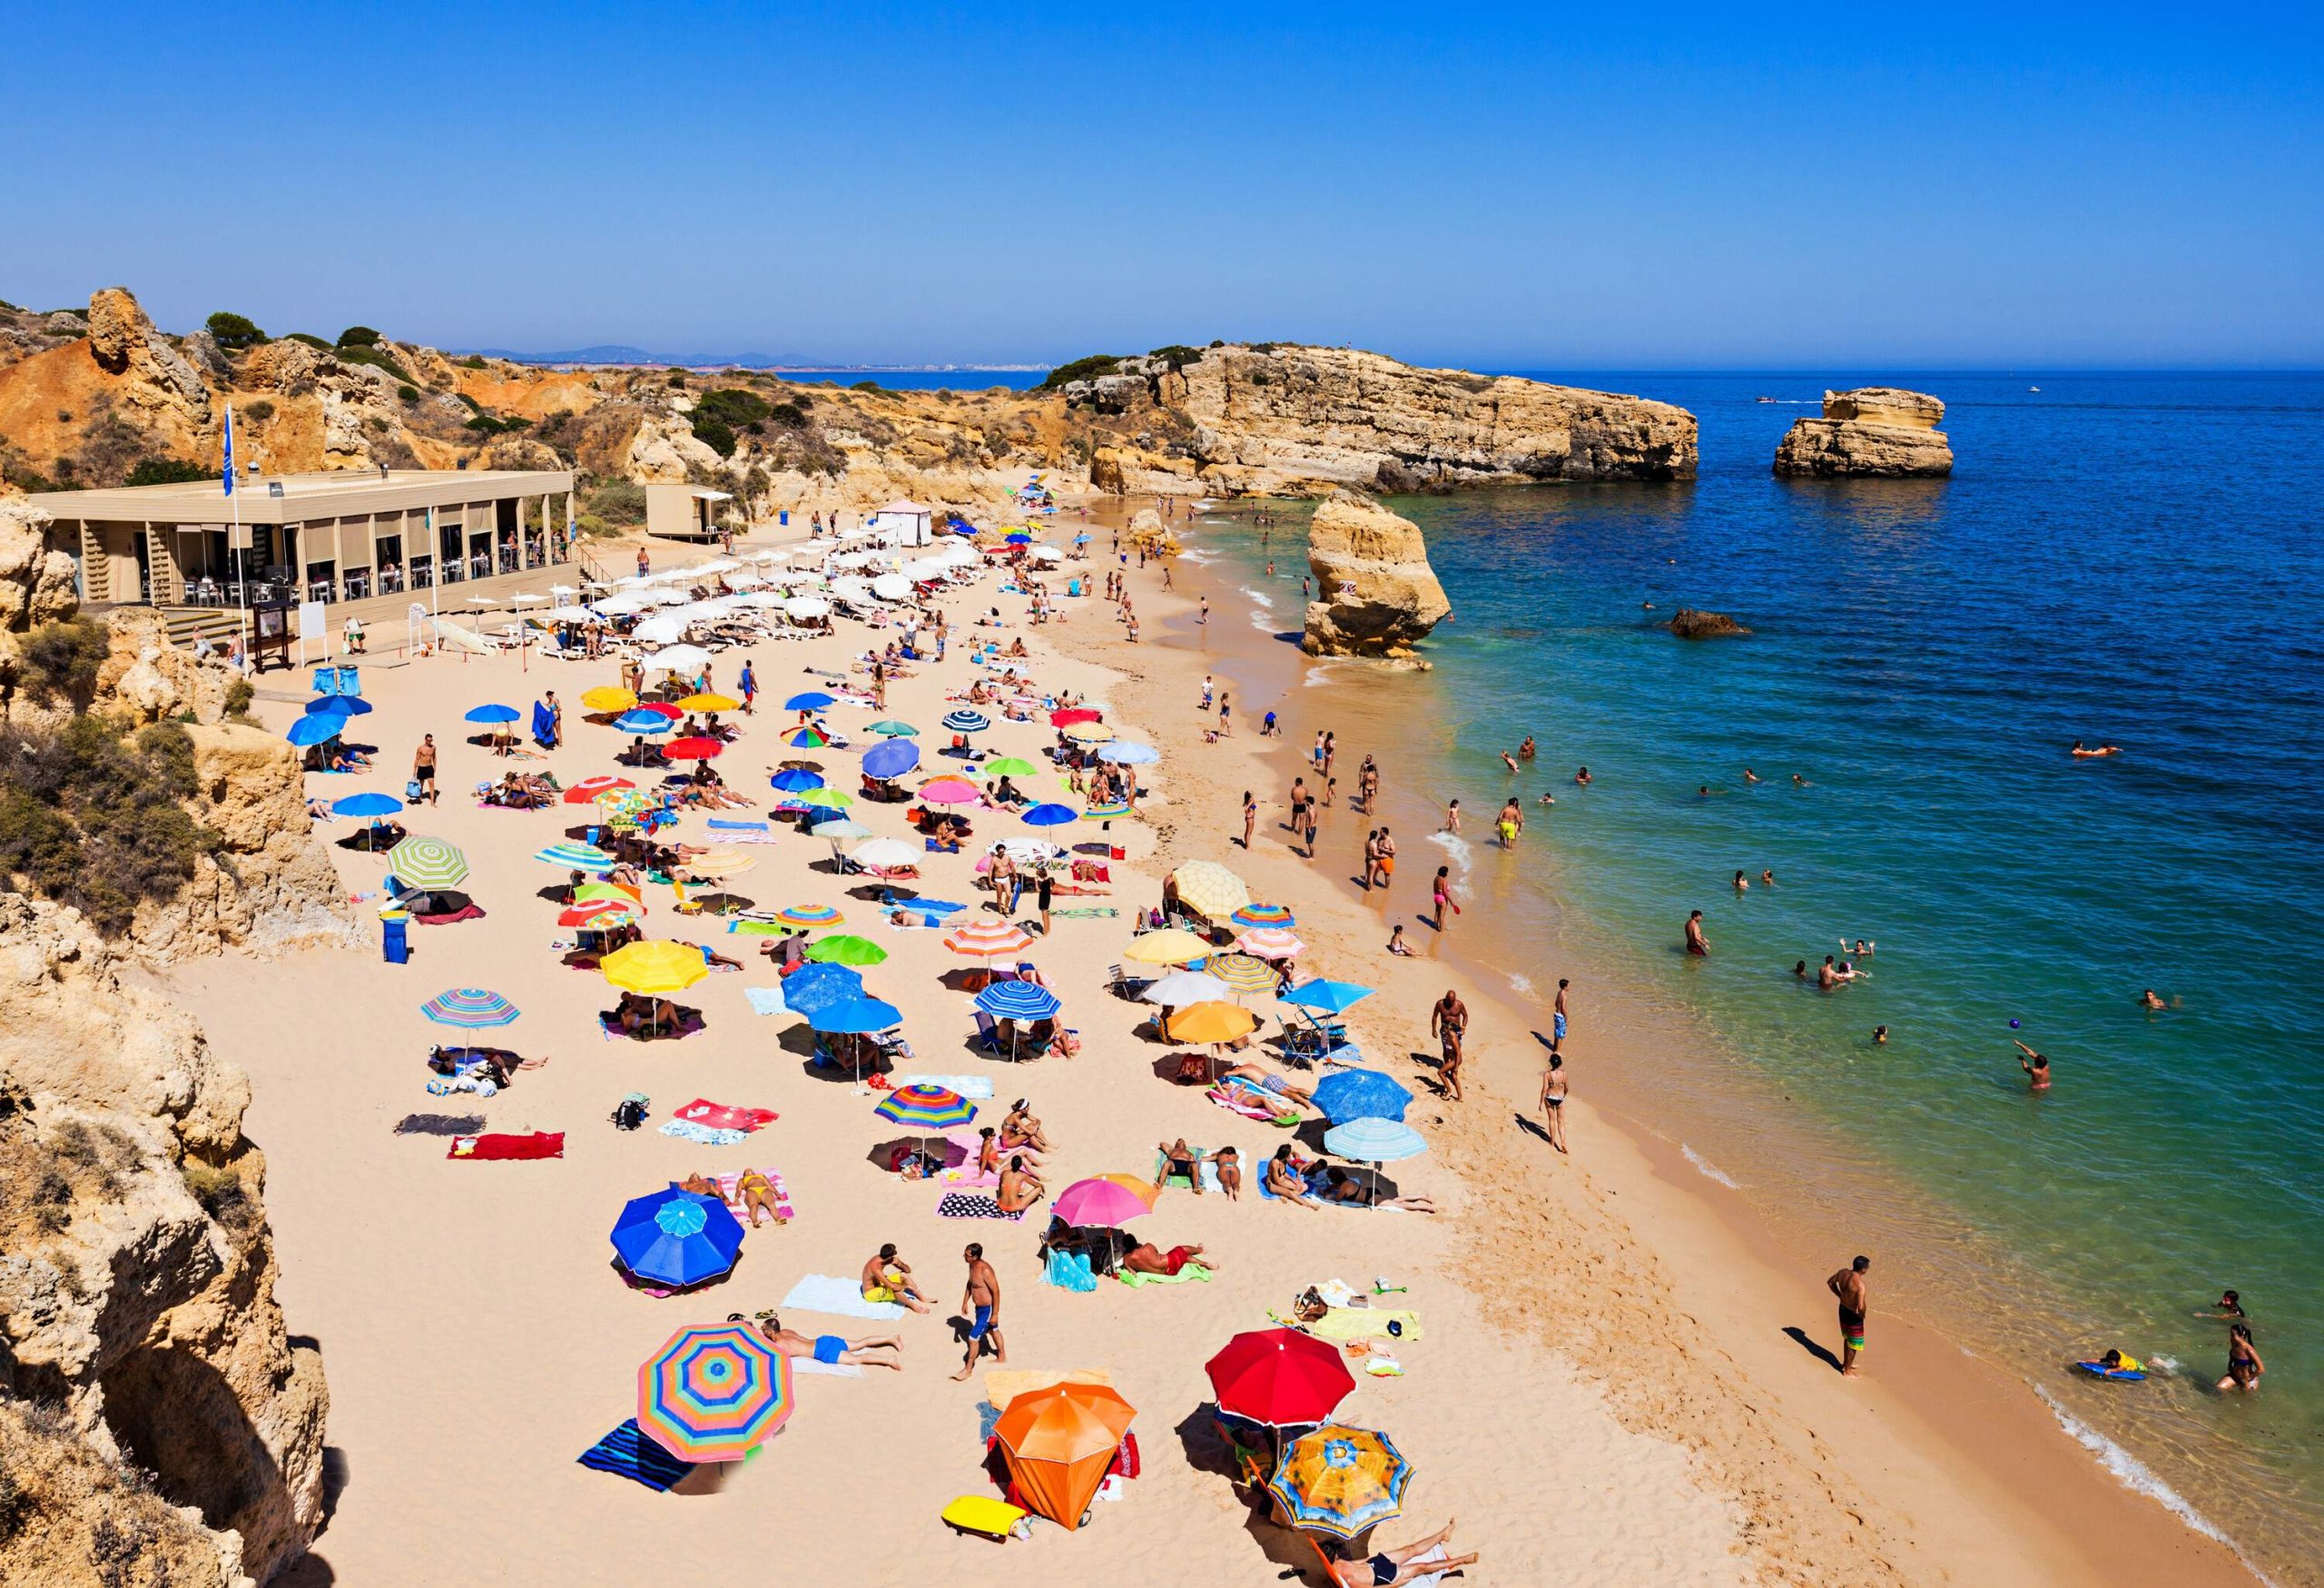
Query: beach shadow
[[1783, 1327, 1846, 1374], [1170, 1406, 1242, 1482], [1528, 1029, 1555, 1052], [1512, 1114, 1551, 1145], [533, 884, 568, 903], [274, 1553, 339, 1585]]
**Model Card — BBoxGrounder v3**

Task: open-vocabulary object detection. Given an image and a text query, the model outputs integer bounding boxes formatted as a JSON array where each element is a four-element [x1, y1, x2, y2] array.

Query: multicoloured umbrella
[[1082, 801, 1133, 821], [564, 774, 636, 803], [1051, 1177, 1151, 1229], [771, 902, 843, 927], [1206, 1328, 1355, 1428], [940, 709, 990, 733], [388, 836, 471, 891], [873, 1084, 977, 1130], [638, 1323, 792, 1462], [574, 880, 645, 909], [1231, 903, 1297, 929], [1235, 927, 1306, 961], [1314, 1070, 1414, 1126], [537, 841, 616, 872], [420, 988, 518, 1027], [610, 1188, 743, 1288], [804, 933, 888, 967], [1204, 953, 1280, 996], [788, 725, 832, 748], [944, 919, 1034, 957], [1267, 1425, 1413, 1540], [559, 900, 638, 928], [602, 940, 711, 996], [974, 980, 1060, 1021]]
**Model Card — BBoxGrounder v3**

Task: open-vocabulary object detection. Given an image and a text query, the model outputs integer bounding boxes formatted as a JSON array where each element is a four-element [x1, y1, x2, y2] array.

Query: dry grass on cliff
[[0, 717, 222, 935], [0, 1399, 233, 1588], [0, 1113, 140, 1247]]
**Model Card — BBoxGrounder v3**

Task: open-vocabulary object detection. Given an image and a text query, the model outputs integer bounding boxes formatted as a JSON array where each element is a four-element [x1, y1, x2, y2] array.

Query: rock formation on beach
[[1772, 387, 1952, 477], [1667, 607, 1750, 638], [1301, 489, 1452, 661]]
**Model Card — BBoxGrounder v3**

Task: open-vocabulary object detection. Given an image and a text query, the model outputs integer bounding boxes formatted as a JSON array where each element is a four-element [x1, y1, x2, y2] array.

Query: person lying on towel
[[739, 1313, 902, 1370], [1122, 1239, 1216, 1277]]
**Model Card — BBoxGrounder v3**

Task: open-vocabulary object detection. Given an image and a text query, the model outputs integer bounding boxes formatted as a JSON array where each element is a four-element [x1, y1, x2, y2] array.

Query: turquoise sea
[[1180, 372, 2324, 1579]]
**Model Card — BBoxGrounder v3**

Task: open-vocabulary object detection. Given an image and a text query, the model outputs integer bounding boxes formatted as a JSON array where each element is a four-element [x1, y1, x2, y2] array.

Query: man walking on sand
[[1431, 990, 1467, 1101], [1827, 1255, 1871, 1376], [952, 1243, 1005, 1380], [412, 733, 439, 805]]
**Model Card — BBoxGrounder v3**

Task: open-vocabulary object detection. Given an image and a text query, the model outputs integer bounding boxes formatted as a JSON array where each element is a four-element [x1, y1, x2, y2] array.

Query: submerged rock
[[1773, 387, 1953, 478], [1301, 489, 1452, 661], [1668, 607, 1751, 639]]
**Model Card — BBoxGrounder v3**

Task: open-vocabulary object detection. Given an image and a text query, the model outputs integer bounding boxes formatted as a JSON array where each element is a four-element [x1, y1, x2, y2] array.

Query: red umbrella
[[1049, 708, 1103, 727], [559, 900, 639, 927], [665, 736, 723, 760], [564, 774, 636, 804], [638, 702, 685, 720], [1205, 1327, 1354, 1427]]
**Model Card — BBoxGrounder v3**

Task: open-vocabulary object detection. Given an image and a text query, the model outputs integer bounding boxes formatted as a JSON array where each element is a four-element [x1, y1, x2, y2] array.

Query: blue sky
[[3, 4, 2319, 367]]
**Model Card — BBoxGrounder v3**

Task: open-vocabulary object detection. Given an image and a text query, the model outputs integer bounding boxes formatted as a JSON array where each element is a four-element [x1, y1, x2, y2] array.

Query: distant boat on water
[[2028, 385, 2042, 392]]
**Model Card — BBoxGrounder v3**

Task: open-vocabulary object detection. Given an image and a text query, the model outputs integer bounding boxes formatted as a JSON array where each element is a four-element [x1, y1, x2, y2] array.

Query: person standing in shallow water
[[1685, 910, 1709, 956], [2014, 1039, 2051, 1091], [1828, 1255, 1871, 1376]]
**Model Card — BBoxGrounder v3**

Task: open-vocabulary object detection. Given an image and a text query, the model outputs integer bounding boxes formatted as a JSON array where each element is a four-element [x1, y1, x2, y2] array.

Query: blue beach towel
[[531, 702, 556, 749], [577, 1419, 694, 1492], [708, 818, 770, 832]]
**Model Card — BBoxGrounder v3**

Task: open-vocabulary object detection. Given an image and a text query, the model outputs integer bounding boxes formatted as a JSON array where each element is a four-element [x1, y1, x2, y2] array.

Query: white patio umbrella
[[784, 597, 831, 622], [869, 573, 911, 602], [1141, 970, 1230, 1006], [851, 837, 918, 869], [643, 645, 713, 672], [632, 615, 689, 646]]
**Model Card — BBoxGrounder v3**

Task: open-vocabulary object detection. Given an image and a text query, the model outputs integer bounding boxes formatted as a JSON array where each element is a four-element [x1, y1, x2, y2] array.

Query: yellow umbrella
[[678, 693, 741, 712], [1061, 723, 1115, 744], [1205, 953, 1280, 995], [1123, 928, 1213, 965], [581, 686, 637, 712], [602, 940, 710, 996], [1170, 860, 1250, 922], [1164, 1001, 1257, 1045], [681, 851, 756, 880]]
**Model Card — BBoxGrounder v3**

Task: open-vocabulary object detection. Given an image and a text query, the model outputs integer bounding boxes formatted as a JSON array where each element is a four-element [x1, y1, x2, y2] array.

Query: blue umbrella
[[1322, 1117, 1428, 1163], [808, 996, 902, 1035], [974, 980, 1061, 1021], [776, 963, 864, 1014], [1021, 803, 1078, 827], [940, 709, 990, 733], [304, 695, 372, 717], [783, 691, 835, 712], [1072, 533, 1092, 545], [613, 710, 675, 735], [1314, 1070, 1413, 1125], [285, 715, 340, 748], [1004, 532, 1032, 545], [770, 767, 825, 793], [331, 792, 405, 818], [1280, 979, 1374, 1015], [464, 704, 522, 725], [862, 738, 921, 780], [610, 1189, 745, 1288]]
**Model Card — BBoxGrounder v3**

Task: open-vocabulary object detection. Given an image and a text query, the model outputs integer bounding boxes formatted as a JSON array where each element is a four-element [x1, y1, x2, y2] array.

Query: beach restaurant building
[[24, 466, 576, 609]]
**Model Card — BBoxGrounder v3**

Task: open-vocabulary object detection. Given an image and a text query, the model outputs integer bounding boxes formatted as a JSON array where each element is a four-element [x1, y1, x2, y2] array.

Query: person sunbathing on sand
[[1213, 1144, 1242, 1200], [1326, 1520, 1481, 1588], [1158, 1139, 1206, 1195], [1001, 1099, 1050, 1155], [997, 1156, 1045, 1213], [1122, 1239, 1215, 1276], [1265, 1145, 1320, 1207], [1222, 1063, 1315, 1107], [743, 1313, 904, 1370]]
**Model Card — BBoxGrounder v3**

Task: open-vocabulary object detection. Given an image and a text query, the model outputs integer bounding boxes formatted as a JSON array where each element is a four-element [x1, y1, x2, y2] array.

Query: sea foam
[[2032, 1387, 2269, 1581], [1424, 830, 1475, 882], [1681, 1145, 1739, 1188]]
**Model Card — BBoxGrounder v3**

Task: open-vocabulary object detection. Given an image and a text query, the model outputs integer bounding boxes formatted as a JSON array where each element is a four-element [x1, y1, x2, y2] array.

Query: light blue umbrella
[[862, 738, 920, 780], [285, 715, 340, 748], [1322, 1117, 1427, 1163], [974, 981, 1061, 1021], [1314, 1070, 1413, 1125], [1097, 742, 1158, 765], [1021, 803, 1078, 827], [536, 841, 617, 872], [332, 792, 404, 817], [808, 996, 902, 1035], [613, 709, 675, 735], [777, 963, 864, 1015], [1280, 979, 1373, 1015], [464, 704, 522, 725]]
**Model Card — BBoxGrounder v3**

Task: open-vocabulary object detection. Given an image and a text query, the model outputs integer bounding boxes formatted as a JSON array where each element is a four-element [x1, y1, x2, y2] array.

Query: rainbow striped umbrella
[[1081, 800, 1133, 822], [874, 1085, 978, 1130], [638, 1324, 793, 1463], [1230, 903, 1297, 929], [1235, 927, 1307, 961], [771, 902, 844, 927], [420, 988, 519, 1028], [387, 836, 470, 892], [788, 725, 832, 748], [1205, 953, 1281, 995]]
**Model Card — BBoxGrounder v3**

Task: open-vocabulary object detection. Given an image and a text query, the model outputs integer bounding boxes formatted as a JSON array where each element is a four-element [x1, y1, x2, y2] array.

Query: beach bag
[[406, 779, 424, 800], [610, 1095, 648, 1131]]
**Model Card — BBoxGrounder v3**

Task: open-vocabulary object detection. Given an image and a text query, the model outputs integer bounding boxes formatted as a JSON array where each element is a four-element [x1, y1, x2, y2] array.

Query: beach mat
[[577, 1420, 694, 1491], [1271, 1307, 1423, 1343], [936, 1191, 1033, 1222], [671, 1099, 778, 1131], [1118, 1264, 1214, 1287], [780, 1273, 903, 1320], [447, 1131, 564, 1160]]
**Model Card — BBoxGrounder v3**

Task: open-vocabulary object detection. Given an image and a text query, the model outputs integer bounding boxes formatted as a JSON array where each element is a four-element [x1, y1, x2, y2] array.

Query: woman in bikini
[[997, 1156, 1045, 1214], [1001, 1100, 1050, 1157], [2219, 1324, 2265, 1393]]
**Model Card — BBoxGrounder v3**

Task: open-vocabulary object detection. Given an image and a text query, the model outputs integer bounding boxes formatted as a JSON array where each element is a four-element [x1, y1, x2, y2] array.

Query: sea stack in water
[[1668, 607, 1750, 639], [1773, 388, 1952, 478], [1301, 489, 1452, 663]]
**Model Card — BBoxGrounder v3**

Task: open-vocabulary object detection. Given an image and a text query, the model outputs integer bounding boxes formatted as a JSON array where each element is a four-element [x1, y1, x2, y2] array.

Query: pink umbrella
[[1052, 1177, 1154, 1229], [1235, 927, 1307, 960], [920, 779, 980, 805]]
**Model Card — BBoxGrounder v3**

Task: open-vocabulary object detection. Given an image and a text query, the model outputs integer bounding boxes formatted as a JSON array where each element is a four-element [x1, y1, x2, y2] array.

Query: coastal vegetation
[[202, 311, 266, 350], [0, 714, 222, 935]]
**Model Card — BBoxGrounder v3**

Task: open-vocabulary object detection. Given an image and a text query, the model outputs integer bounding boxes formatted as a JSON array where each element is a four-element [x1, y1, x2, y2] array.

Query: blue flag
[[221, 403, 235, 496]]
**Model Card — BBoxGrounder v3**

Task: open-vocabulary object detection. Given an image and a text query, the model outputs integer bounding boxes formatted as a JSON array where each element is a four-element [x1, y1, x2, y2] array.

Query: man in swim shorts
[[1552, 978, 1571, 1051], [952, 1243, 1005, 1381], [749, 1314, 904, 1370], [1827, 1255, 1871, 1376]]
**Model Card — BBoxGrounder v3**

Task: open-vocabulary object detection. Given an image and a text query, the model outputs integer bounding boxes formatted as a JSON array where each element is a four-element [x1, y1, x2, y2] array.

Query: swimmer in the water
[[1792, 773, 1812, 787], [1734, 870, 1748, 893], [2014, 1040, 2051, 1092], [2071, 739, 2124, 758], [1842, 939, 1875, 957], [1500, 750, 1520, 774], [1743, 768, 1762, 784], [1761, 869, 1776, 886], [1575, 766, 1592, 786], [1518, 735, 1537, 761], [1793, 960, 1809, 980], [1699, 784, 1712, 798], [1873, 1025, 1888, 1046], [1537, 790, 1557, 807], [2140, 988, 2168, 1011]]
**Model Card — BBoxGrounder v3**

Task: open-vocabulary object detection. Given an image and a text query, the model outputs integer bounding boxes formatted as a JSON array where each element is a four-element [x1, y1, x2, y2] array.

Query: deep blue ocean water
[[1183, 371, 2324, 1572]]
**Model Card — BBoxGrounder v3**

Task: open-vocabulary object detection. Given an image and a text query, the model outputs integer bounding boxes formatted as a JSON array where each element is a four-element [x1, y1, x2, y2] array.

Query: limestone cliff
[[1301, 489, 1452, 661], [1773, 388, 1952, 478], [0, 894, 330, 1587]]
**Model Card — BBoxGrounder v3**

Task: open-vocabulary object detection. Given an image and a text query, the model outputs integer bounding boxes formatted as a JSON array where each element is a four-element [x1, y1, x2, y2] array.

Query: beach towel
[[1118, 1264, 1213, 1287], [1209, 1086, 1300, 1128], [707, 817, 771, 832], [897, 1073, 996, 1100], [709, 1169, 795, 1224], [1268, 1307, 1424, 1344], [447, 1131, 564, 1160], [1155, 1151, 1225, 1194], [577, 1419, 694, 1492], [936, 1191, 1032, 1222], [662, 1120, 749, 1147], [672, 1099, 778, 1132], [531, 701, 556, 749], [743, 987, 789, 1017], [791, 1358, 863, 1377], [1051, 906, 1119, 918], [780, 1273, 904, 1321], [413, 902, 487, 925]]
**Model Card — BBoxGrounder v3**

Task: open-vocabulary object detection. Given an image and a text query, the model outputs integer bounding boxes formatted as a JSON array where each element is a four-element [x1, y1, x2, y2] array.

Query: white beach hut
[[868, 498, 934, 547]]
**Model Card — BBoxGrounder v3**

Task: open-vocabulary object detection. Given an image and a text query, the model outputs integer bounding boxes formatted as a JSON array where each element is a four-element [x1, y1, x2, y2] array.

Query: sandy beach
[[158, 510, 2256, 1587]]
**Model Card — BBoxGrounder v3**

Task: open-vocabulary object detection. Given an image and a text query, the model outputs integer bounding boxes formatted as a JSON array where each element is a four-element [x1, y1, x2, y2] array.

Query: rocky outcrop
[[1773, 388, 1952, 478], [1167, 346, 1696, 494], [86, 287, 212, 432], [1301, 489, 1452, 661], [1668, 607, 1750, 639], [1089, 444, 1199, 497], [0, 894, 329, 1586], [621, 407, 724, 482]]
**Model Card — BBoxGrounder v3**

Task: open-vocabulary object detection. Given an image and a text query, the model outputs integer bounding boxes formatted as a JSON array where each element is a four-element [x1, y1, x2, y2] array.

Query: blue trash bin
[[381, 912, 410, 964]]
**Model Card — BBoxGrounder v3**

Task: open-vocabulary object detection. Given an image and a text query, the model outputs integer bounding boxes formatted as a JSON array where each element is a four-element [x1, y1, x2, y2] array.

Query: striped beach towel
[[577, 1420, 694, 1491]]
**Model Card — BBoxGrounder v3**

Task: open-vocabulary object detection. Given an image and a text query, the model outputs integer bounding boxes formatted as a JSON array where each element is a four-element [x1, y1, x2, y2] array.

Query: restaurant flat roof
[[25, 467, 574, 525]]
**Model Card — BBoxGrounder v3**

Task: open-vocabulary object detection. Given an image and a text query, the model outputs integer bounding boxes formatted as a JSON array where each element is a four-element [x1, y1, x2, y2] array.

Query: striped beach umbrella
[[974, 979, 1061, 1021], [789, 725, 832, 749], [564, 774, 635, 804], [940, 709, 990, 733], [1231, 903, 1297, 929], [944, 919, 1034, 957], [1267, 1425, 1412, 1540], [420, 988, 519, 1028], [638, 1324, 792, 1463], [1060, 722, 1115, 744], [387, 836, 471, 891], [536, 841, 616, 872], [804, 933, 888, 967], [772, 902, 844, 928], [1235, 927, 1307, 961], [873, 1085, 978, 1130], [1205, 953, 1281, 996], [1170, 861, 1250, 922], [1322, 1117, 1428, 1163], [613, 709, 675, 735], [1081, 801, 1133, 822], [559, 900, 637, 928]]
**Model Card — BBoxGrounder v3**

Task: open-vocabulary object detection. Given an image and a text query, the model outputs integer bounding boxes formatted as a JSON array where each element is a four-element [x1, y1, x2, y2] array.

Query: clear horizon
[[4, 4, 2318, 369]]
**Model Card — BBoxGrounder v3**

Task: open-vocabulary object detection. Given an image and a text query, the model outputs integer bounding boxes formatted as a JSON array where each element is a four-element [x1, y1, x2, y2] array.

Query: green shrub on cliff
[[0, 716, 222, 934], [335, 344, 416, 385], [124, 457, 211, 488], [1040, 354, 1123, 390], [204, 311, 267, 350], [15, 618, 109, 702]]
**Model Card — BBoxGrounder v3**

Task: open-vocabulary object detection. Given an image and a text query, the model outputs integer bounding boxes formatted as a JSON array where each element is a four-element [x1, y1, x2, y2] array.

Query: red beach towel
[[671, 1099, 779, 1132], [448, 1131, 565, 1160]]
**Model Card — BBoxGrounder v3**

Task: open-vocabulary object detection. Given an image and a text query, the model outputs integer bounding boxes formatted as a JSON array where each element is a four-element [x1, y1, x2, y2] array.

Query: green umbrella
[[798, 787, 855, 809], [983, 756, 1039, 777], [387, 835, 470, 891], [804, 933, 888, 967], [866, 720, 919, 737]]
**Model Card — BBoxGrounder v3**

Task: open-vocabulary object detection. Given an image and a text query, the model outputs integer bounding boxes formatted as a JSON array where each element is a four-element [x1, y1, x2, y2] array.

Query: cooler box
[[381, 912, 410, 964]]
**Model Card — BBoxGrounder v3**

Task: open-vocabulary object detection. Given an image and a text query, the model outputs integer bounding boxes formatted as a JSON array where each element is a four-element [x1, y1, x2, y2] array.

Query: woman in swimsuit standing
[[2219, 1324, 2265, 1393]]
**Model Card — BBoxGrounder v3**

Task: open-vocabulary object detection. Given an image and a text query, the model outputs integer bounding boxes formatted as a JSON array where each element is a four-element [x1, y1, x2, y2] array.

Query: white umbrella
[[644, 587, 691, 606], [990, 838, 1063, 863], [749, 549, 793, 566], [1026, 546, 1063, 564], [851, 837, 918, 869], [869, 573, 912, 602], [830, 576, 876, 603], [726, 571, 767, 589], [643, 645, 713, 672], [784, 597, 831, 622], [734, 591, 790, 609], [632, 615, 689, 646], [1142, 970, 1230, 1005], [694, 558, 739, 576]]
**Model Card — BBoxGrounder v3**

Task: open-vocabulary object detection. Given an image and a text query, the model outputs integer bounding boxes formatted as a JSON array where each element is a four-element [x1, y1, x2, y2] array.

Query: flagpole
[[223, 403, 249, 665]]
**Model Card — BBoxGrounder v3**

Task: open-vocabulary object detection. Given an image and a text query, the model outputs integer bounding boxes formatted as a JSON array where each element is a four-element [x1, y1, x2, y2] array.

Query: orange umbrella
[[1093, 1173, 1160, 1208], [993, 1382, 1137, 1532]]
